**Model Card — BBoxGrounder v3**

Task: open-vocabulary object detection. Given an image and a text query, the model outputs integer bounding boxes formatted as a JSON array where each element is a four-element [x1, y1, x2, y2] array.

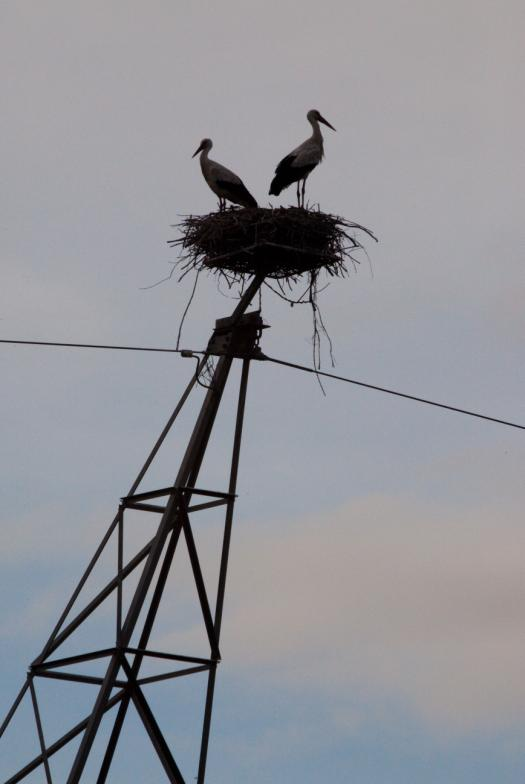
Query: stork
[[192, 138, 257, 210], [269, 110, 336, 207]]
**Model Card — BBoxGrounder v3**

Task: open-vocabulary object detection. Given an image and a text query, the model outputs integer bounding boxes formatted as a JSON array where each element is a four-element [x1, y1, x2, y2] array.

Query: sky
[[1, 0, 524, 781]]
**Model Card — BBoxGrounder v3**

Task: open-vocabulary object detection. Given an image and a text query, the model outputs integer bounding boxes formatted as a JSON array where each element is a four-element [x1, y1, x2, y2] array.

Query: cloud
[[160, 488, 525, 737], [0, 584, 65, 641], [0, 500, 110, 566]]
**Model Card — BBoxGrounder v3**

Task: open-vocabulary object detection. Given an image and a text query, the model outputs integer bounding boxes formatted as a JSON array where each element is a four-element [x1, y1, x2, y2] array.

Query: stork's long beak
[[192, 144, 203, 158], [319, 115, 336, 131]]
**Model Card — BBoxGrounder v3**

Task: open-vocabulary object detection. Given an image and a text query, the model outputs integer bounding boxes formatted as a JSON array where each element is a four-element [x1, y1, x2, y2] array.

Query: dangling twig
[[140, 262, 178, 290], [176, 270, 201, 350]]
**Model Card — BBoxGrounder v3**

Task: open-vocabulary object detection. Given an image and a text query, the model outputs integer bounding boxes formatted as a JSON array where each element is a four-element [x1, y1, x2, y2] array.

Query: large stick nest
[[165, 206, 377, 378], [169, 206, 376, 283]]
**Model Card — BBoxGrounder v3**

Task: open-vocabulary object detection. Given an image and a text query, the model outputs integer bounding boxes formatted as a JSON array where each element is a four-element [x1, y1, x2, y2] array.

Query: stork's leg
[[219, 197, 225, 212], [301, 178, 306, 208], [296, 181, 301, 207]]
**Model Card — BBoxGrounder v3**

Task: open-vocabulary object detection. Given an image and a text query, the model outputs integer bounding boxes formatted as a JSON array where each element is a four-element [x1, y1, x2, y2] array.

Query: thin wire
[[0, 339, 189, 354], [262, 355, 525, 432], [1, 338, 523, 432]]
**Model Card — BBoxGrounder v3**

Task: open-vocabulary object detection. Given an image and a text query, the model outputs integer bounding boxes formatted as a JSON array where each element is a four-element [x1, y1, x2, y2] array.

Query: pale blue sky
[[1, 1, 524, 782]]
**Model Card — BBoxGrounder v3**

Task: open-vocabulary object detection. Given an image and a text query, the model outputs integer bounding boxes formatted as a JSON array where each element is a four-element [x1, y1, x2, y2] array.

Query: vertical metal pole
[[197, 357, 252, 784], [215, 358, 252, 637], [196, 666, 217, 784], [29, 679, 53, 784], [116, 504, 124, 640]]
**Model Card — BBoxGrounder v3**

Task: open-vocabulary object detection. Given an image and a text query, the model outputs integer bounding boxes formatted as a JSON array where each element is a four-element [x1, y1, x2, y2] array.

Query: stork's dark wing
[[274, 153, 297, 176], [269, 153, 316, 196], [217, 179, 258, 208]]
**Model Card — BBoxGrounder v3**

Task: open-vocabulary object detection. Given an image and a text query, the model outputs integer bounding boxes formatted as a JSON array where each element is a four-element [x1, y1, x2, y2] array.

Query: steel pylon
[[0, 274, 266, 783]]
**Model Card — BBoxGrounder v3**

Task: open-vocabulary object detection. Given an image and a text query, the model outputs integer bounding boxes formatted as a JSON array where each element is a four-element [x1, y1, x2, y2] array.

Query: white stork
[[192, 138, 257, 210], [269, 109, 336, 207]]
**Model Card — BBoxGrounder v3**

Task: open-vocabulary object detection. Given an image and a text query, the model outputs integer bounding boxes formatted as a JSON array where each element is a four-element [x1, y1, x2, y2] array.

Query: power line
[[0, 339, 186, 354], [1, 338, 523, 432], [262, 355, 525, 432]]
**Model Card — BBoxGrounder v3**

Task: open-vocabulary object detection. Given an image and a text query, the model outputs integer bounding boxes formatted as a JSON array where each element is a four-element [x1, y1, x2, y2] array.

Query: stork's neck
[[309, 116, 324, 143], [199, 147, 211, 173]]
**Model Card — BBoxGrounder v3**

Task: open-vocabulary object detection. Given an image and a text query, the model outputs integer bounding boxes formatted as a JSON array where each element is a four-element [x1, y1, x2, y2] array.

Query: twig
[[140, 262, 177, 290], [176, 270, 200, 351]]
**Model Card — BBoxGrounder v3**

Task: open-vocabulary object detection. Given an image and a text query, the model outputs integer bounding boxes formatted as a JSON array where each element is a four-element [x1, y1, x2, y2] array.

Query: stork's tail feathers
[[216, 179, 257, 209], [269, 176, 283, 196], [243, 192, 258, 208]]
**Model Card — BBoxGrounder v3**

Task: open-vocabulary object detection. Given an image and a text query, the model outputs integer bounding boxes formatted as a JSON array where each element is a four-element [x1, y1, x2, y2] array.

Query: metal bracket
[[207, 310, 269, 358]]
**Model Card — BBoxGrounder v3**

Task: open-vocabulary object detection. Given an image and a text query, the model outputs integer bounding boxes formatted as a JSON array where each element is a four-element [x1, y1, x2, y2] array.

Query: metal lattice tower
[[1, 274, 266, 783]]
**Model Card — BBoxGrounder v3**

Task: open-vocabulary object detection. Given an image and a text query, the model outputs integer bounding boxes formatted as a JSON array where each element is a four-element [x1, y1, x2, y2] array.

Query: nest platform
[[170, 206, 376, 283]]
